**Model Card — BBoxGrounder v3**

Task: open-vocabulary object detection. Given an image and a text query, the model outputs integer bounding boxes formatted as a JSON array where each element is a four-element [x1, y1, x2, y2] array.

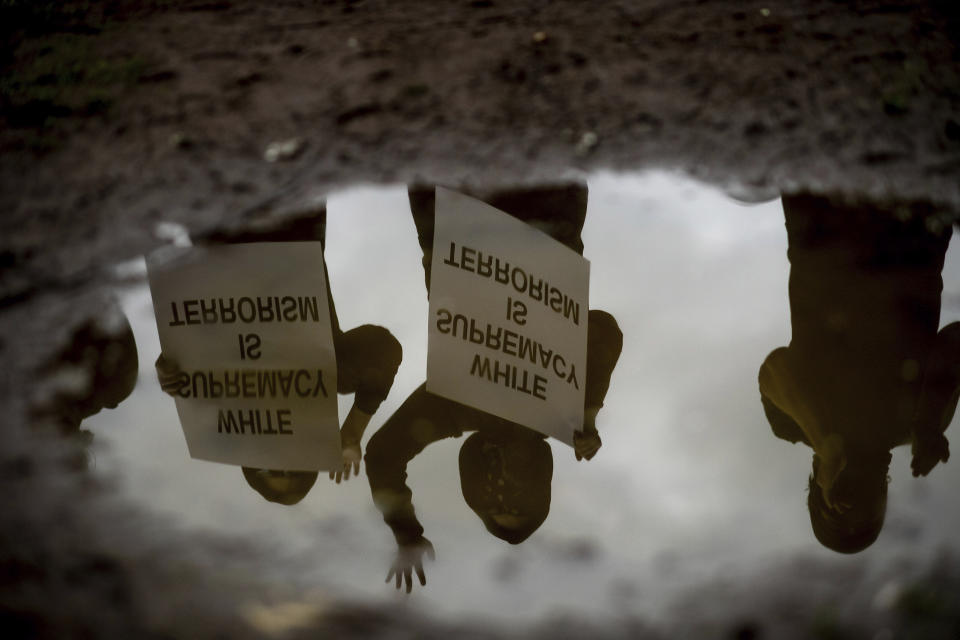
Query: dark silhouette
[[240, 466, 320, 506], [759, 193, 959, 553], [365, 183, 622, 591], [30, 298, 139, 468], [156, 205, 402, 504], [407, 182, 588, 291]]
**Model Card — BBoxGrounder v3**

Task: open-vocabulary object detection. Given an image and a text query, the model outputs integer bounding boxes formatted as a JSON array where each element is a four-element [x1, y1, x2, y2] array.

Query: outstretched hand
[[329, 441, 362, 483], [912, 432, 950, 477], [155, 354, 188, 396], [386, 536, 435, 593]]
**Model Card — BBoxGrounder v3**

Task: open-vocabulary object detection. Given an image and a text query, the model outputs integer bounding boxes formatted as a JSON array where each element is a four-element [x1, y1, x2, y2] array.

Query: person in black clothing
[[367, 311, 621, 590], [365, 183, 622, 591], [157, 205, 402, 504], [758, 193, 959, 553]]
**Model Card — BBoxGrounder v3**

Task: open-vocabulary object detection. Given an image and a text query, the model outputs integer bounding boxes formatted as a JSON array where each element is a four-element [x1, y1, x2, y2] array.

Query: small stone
[[154, 221, 192, 247], [575, 131, 598, 155], [169, 132, 192, 149], [872, 580, 902, 610], [532, 31, 547, 43], [264, 138, 305, 162], [945, 119, 960, 141], [346, 37, 359, 49]]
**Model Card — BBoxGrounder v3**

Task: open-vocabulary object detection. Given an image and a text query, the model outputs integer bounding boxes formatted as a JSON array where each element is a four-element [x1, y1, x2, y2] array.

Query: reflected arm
[[575, 310, 623, 460], [364, 384, 465, 544], [758, 347, 840, 452], [759, 347, 846, 504], [584, 310, 623, 414], [912, 322, 960, 476], [330, 324, 403, 482]]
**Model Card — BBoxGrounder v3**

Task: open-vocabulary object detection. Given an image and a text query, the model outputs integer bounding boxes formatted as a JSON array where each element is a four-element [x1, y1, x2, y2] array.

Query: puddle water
[[76, 171, 960, 628]]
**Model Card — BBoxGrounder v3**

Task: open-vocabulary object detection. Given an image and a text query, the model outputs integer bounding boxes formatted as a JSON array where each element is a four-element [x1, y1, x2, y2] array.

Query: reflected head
[[807, 453, 890, 554], [242, 467, 318, 505], [459, 428, 553, 544], [42, 307, 139, 425]]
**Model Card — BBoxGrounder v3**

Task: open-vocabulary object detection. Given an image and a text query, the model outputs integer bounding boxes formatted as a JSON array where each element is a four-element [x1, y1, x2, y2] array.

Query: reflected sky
[[81, 171, 960, 626]]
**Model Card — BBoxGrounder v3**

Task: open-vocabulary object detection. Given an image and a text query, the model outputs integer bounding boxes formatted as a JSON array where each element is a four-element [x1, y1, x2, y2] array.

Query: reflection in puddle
[[73, 172, 960, 627], [28, 294, 138, 469], [760, 194, 958, 554]]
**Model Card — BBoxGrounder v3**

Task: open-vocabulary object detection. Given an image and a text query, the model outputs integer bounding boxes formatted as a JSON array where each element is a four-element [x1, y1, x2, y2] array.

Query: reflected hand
[[155, 354, 188, 396], [816, 437, 847, 511], [912, 432, 949, 477], [573, 428, 602, 461], [386, 537, 435, 593], [329, 441, 362, 483]]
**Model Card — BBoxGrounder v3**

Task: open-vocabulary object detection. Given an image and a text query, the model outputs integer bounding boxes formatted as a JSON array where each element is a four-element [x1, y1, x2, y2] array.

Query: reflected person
[[758, 193, 959, 553], [156, 205, 402, 504], [30, 297, 139, 467], [365, 183, 622, 591]]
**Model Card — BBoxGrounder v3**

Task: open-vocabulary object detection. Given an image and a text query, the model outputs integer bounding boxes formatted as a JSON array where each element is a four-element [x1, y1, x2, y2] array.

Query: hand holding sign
[[573, 427, 602, 461], [156, 354, 189, 396]]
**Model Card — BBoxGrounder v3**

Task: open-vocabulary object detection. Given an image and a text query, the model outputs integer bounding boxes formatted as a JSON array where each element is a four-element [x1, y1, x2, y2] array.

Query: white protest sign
[[146, 242, 341, 471], [426, 187, 590, 445]]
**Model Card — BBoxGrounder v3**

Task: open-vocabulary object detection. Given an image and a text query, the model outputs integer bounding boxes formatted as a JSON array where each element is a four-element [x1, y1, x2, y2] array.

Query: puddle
[[72, 171, 960, 628]]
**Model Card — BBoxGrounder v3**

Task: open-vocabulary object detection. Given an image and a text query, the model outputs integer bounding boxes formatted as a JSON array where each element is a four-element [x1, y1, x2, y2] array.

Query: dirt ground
[[2, 0, 960, 305], [2, 0, 960, 637]]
